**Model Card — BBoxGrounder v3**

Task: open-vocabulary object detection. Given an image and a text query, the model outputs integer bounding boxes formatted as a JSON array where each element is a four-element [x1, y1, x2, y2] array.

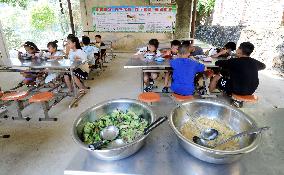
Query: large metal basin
[[169, 99, 261, 164], [73, 98, 155, 160]]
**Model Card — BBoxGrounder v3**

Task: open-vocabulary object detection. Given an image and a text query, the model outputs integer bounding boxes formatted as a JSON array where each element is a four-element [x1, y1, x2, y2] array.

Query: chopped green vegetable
[[82, 110, 148, 146]]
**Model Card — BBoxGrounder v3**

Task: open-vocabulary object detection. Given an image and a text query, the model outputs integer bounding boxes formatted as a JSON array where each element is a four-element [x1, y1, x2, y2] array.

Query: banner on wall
[[92, 6, 176, 33], [150, 0, 174, 5]]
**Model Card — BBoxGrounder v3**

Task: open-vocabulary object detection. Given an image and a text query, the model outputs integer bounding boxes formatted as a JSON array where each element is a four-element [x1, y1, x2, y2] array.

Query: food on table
[[181, 117, 240, 150], [82, 109, 148, 146]]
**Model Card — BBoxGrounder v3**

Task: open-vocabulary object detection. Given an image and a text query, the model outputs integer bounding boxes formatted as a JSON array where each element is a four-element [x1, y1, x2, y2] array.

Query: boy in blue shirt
[[82, 36, 99, 65], [170, 45, 205, 96]]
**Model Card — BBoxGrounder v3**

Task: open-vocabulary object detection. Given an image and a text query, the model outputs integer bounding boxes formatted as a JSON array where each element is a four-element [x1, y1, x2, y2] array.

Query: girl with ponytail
[[64, 34, 89, 94]]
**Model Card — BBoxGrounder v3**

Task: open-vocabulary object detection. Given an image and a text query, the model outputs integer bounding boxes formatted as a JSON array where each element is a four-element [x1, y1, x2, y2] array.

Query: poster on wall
[[150, 0, 174, 5], [92, 6, 176, 33]]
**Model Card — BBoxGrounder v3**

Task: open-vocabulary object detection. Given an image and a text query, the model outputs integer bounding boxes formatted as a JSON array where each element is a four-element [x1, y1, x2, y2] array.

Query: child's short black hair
[[82, 36, 90, 45], [181, 40, 191, 47], [178, 44, 190, 55], [148, 39, 159, 49], [239, 42, 254, 56], [224, 42, 236, 51], [171, 40, 181, 47], [95, 35, 102, 38]]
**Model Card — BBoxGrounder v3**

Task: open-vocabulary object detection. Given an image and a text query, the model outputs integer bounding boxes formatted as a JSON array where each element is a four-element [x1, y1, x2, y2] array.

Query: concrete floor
[[0, 53, 284, 175]]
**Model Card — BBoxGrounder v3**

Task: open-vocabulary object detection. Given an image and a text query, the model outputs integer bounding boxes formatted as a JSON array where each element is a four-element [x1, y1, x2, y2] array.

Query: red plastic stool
[[172, 93, 194, 102], [29, 92, 57, 121], [1, 91, 30, 121], [138, 92, 160, 104], [232, 94, 258, 108]]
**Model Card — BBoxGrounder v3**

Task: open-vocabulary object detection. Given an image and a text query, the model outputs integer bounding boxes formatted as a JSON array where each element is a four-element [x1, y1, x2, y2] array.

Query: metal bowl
[[169, 99, 261, 164], [73, 98, 155, 160]]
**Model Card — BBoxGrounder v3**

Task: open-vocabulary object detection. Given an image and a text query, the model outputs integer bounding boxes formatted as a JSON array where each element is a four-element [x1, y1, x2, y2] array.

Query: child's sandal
[[79, 89, 87, 94]]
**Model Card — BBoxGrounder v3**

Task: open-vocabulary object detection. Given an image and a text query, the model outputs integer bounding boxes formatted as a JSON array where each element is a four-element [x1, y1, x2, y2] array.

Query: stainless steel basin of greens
[[73, 99, 155, 160], [169, 99, 261, 164]]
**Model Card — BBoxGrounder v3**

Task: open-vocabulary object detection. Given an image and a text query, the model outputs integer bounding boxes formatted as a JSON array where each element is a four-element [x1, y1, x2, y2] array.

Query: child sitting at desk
[[136, 39, 162, 92], [64, 35, 89, 94], [162, 40, 181, 93], [170, 45, 205, 96], [182, 40, 204, 56], [82, 36, 99, 66], [209, 42, 266, 95], [94, 35, 106, 67], [44, 40, 64, 85], [18, 41, 43, 86], [209, 42, 236, 58]]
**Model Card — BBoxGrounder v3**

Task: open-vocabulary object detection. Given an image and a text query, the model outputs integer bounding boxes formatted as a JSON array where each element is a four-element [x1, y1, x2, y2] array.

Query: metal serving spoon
[[89, 125, 120, 150], [89, 116, 168, 150], [193, 126, 270, 148], [168, 94, 218, 141]]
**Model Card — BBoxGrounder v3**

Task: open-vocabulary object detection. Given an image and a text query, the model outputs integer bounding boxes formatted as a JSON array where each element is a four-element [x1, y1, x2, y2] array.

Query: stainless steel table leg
[[39, 102, 57, 121], [12, 101, 30, 121], [201, 74, 217, 98], [69, 68, 79, 108]]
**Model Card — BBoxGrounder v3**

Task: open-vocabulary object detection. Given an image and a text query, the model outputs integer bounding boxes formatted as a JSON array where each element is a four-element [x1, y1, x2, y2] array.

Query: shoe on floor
[[144, 86, 153, 92], [162, 87, 169, 93]]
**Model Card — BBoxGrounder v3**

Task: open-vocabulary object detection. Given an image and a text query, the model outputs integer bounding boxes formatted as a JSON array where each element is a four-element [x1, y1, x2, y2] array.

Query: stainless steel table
[[124, 56, 221, 69], [64, 106, 284, 175], [4, 57, 80, 70], [0, 57, 85, 108], [124, 56, 222, 92]]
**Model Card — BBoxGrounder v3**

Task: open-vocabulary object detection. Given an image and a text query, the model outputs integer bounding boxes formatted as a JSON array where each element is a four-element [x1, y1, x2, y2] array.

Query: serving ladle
[[168, 94, 218, 141], [89, 125, 120, 150], [89, 116, 168, 150], [193, 126, 270, 148]]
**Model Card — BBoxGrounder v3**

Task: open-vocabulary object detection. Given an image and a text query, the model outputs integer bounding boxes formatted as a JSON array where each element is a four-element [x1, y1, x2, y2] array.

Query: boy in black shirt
[[94, 35, 106, 67], [209, 42, 266, 95]]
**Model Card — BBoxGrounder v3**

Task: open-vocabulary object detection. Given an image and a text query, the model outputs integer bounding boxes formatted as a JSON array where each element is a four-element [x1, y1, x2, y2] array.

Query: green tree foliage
[[57, 0, 82, 36], [31, 5, 56, 30], [197, 0, 215, 15], [0, 0, 29, 8], [197, 0, 216, 24]]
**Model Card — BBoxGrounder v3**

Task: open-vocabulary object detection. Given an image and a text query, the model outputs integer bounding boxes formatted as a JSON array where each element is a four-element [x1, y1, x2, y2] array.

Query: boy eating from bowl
[[170, 45, 205, 96], [162, 40, 181, 93], [136, 39, 161, 92], [209, 42, 266, 95]]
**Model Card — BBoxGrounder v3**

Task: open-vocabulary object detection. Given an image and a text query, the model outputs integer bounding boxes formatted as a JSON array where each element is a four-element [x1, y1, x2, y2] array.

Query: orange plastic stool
[[1, 91, 29, 121], [138, 92, 161, 104], [1, 91, 28, 101], [29, 92, 57, 121], [172, 93, 194, 102], [29, 92, 54, 103], [232, 94, 258, 108]]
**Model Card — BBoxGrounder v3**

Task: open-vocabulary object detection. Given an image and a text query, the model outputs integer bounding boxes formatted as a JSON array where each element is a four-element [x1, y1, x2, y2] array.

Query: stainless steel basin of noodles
[[180, 117, 240, 151]]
